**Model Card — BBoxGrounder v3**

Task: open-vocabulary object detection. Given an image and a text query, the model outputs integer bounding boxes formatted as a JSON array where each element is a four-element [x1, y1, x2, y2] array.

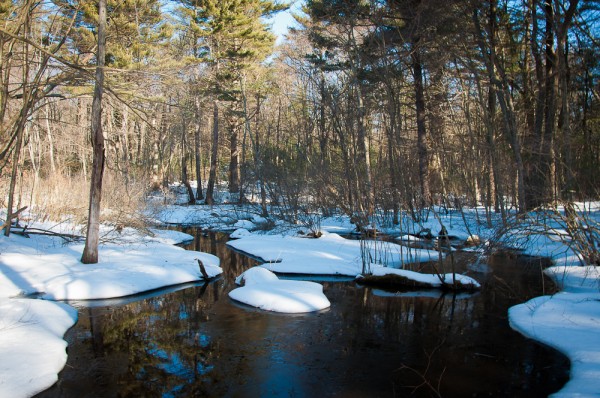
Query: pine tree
[[176, 0, 285, 204]]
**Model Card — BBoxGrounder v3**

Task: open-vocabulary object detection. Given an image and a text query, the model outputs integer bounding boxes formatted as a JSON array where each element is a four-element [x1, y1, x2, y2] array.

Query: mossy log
[[357, 273, 480, 292]]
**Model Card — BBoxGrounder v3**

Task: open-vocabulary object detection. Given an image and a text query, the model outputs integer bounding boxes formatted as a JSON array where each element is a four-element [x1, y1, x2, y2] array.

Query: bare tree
[[81, 0, 107, 264]]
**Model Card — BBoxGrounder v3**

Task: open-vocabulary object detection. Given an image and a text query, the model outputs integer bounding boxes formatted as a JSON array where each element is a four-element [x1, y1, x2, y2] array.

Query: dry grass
[[1, 170, 152, 233]]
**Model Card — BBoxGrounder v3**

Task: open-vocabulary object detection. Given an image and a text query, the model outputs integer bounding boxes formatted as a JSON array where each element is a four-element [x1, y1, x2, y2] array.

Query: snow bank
[[147, 228, 194, 245], [0, 233, 221, 301], [0, 299, 77, 398], [229, 267, 330, 313], [230, 228, 252, 239], [396, 234, 424, 242], [233, 220, 256, 230], [509, 266, 600, 397], [227, 232, 440, 276]]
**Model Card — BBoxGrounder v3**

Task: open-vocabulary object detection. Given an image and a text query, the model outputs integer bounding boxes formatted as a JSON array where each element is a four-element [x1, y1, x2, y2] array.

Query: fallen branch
[[10, 226, 83, 242], [0, 206, 28, 233]]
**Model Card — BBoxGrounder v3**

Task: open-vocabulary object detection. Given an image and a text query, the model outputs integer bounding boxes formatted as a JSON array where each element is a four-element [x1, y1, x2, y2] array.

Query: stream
[[36, 228, 569, 397]]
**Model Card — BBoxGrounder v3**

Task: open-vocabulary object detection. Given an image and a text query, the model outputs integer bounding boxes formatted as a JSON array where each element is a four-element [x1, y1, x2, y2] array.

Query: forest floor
[[0, 191, 598, 397]]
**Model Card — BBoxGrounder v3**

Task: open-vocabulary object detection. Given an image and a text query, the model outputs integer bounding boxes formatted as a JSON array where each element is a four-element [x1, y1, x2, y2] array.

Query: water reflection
[[37, 230, 568, 397]]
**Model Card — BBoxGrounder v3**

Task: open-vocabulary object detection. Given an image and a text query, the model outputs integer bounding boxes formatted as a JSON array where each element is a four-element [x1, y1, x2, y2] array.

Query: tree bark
[[194, 98, 203, 200], [228, 123, 240, 200], [181, 114, 195, 205], [205, 100, 219, 205], [81, 0, 107, 264], [412, 44, 431, 207]]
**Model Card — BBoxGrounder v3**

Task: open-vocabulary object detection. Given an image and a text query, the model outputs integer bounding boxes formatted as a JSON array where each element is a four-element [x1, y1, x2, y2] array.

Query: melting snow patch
[[229, 267, 331, 313], [230, 228, 252, 239]]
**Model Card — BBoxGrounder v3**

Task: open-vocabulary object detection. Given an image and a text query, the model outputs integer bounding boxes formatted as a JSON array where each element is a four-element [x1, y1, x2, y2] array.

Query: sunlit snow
[[229, 267, 330, 313]]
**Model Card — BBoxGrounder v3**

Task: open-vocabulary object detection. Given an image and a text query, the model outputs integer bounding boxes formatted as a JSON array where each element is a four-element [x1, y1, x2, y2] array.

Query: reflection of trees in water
[[81, 287, 213, 396], [181, 228, 259, 283]]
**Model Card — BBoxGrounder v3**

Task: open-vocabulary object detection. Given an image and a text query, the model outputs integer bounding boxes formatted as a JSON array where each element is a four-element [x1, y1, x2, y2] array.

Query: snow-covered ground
[[0, 299, 77, 398], [0, 227, 221, 300], [510, 265, 600, 397], [500, 204, 600, 397], [0, 220, 220, 398], [227, 231, 441, 276]]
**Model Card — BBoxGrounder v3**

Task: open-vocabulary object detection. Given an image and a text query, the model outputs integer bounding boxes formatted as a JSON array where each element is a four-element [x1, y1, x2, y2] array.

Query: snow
[[396, 234, 423, 242], [0, 299, 77, 398], [362, 264, 481, 289], [0, 219, 222, 398], [229, 267, 330, 313], [147, 228, 194, 245], [0, 233, 221, 301], [230, 228, 252, 239], [227, 231, 441, 276], [371, 288, 476, 299], [233, 219, 256, 230], [509, 267, 600, 397]]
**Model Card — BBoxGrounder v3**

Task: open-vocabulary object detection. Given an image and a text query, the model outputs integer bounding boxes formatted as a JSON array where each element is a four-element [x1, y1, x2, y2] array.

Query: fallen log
[[356, 273, 480, 292]]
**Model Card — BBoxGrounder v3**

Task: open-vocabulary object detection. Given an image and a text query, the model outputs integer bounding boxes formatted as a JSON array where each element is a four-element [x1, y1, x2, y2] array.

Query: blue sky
[[266, 0, 304, 43]]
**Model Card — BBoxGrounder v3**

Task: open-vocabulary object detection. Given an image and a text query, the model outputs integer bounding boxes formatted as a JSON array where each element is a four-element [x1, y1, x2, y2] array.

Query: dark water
[[37, 229, 569, 398]]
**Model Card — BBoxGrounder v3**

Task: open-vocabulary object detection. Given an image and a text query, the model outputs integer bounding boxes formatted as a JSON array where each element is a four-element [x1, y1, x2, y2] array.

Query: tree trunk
[[542, 0, 558, 204], [4, 18, 31, 237], [205, 100, 219, 205], [81, 0, 107, 264], [485, 0, 506, 221], [554, 0, 579, 197], [228, 123, 240, 200], [354, 84, 374, 215], [194, 98, 203, 200], [181, 114, 195, 205], [412, 45, 431, 207]]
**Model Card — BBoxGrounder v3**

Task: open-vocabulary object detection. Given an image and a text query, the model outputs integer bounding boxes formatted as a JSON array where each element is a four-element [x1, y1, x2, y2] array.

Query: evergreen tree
[[176, 0, 285, 203]]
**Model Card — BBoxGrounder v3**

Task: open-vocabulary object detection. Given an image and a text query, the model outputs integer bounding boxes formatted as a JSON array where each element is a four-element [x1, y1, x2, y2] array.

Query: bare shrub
[[4, 170, 152, 233], [492, 201, 599, 267]]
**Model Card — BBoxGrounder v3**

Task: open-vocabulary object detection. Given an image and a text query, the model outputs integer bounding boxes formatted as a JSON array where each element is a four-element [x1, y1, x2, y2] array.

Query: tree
[[177, 0, 284, 204], [1, 0, 77, 235], [306, 0, 376, 219], [81, 0, 106, 264]]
